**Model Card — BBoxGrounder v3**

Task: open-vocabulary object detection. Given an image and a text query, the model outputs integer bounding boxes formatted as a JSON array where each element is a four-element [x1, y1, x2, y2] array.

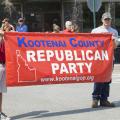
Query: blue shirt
[[16, 24, 28, 32]]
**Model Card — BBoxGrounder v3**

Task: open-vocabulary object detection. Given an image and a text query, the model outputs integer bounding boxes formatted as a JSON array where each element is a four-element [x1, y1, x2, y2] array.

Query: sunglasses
[[19, 20, 23, 22]]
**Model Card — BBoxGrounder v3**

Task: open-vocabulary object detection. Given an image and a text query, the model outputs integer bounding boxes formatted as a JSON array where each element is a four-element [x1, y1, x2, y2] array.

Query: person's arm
[[0, 30, 4, 43], [0, 30, 4, 35], [0, 24, 4, 31], [16, 26, 19, 32], [23, 25, 28, 32], [112, 39, 117, 49], [112, 30, 118, 49]]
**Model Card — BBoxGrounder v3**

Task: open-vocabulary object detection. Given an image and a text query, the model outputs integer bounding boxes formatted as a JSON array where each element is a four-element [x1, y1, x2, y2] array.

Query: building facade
[[0, 0, 120, 33]]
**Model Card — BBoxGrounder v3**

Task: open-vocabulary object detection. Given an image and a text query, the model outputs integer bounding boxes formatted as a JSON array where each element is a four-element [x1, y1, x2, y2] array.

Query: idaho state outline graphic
[[16, 50, 37, 83]]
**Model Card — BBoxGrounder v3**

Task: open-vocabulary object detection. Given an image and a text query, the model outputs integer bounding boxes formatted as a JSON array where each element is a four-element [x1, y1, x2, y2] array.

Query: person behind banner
[[52, 24, 60, 33], [16, 18, 28, 32], [0, 31, 11, 120], [63, 21, 74, 33], [1, 18, 15, 32], [71, 23, 79, 33], [91, 12, 118, 108]]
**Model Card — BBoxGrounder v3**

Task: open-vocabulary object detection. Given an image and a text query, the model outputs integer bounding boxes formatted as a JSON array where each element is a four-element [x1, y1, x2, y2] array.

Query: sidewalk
[[113, 64, 120, 74], [112, 64, 120, 83], [4, 83, 120, 120]]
